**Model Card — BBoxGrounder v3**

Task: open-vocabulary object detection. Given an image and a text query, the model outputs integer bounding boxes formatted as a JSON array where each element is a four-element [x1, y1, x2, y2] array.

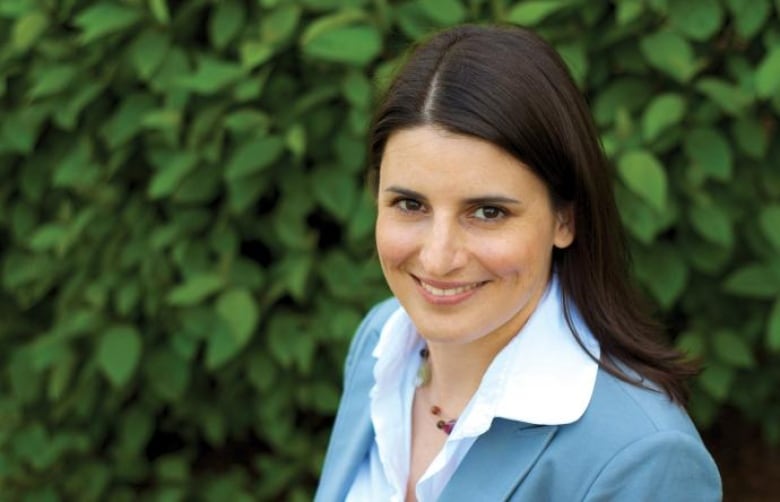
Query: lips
[[413, 275, 487, 302]]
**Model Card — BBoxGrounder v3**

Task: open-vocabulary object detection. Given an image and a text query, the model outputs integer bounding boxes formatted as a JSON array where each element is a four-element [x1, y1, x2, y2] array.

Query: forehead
[[379, 126, 546, 196]]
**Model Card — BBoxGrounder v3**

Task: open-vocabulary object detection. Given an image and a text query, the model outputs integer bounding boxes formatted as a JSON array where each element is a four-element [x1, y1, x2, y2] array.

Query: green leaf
[[556, 42, 588, 86], [144, 348, 189, 401], [731, 116, 769, 159], [676, 331, 706, 359], [166, 274, 224, 306], [759, 205, 780, 250], [755, 45, 780, 98], [767, 298, 780, 352], [723, 263, 780, 298], [681, 236, 732, 274], [29, 64, 78, 99], [342, 71, 372, 109], [261, 5, 301, 45], [224, 136, 284, 180], [695, 78, 753, 116], [97, 325, 142, 387], [240, 41, 274, 70], [226, 175, 270, 214], [148, 151, 200, 199], [634, 244, 688, 308], [615, 185, 667, 244], [267, 312, 315, 372], [247, 353, 276, 392], [175, 56, 246, 94], [593, 78, 653, 126], [28, 223, 68, 252], [48, 349, 76, 401], [224, 110, 270, 133], [101, 94, 156, 149], [726, 0, 770, 38], [668, 0, 723, 41], [311, 167, 358, 222], [615, 0, 644, 25], [209, 0, 245, 50], [639, 30, 698, 83], [53, 138, 99, 188], [117, 406, 153, 456], [270, 254, 313, 301], [420, 0, 466, 25], [347, 188, 377, 243], [698, 363, 734, 401], [617, 150, 668, 212], [216, 288, 258, 350], [507, 0, 570, 25], [712, 330, 755, 368], [689, 202, 734, 248], [395, 2, 433, 40], [302, 25, 382, 66], [318, 251, 367, 301], [74, 3, 142, 43], [204, 317, 240, 371], [683, 128, 733, 181], [130, 29, 170, 80], [53, 81, 103, 130], [12, 10, 49, 52], [641, 93, 686, 141], [149, 0, 171, 24]]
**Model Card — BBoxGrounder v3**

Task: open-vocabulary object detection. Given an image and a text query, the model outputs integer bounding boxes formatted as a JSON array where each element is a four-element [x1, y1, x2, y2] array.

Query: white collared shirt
[[346, 276, 601, 502]]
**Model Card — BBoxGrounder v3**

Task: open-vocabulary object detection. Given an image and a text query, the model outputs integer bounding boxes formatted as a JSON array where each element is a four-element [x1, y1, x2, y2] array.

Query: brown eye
[[397, 199, 423, 212], [474, 206, 505, 220]]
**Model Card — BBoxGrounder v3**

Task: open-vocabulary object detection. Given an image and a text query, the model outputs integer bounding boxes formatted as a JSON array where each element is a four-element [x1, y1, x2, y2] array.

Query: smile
[[413, 276, 488, 301]]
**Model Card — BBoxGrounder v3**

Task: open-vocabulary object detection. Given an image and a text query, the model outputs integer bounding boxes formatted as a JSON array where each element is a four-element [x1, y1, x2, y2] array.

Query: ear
[[553, 205, 575, 249]]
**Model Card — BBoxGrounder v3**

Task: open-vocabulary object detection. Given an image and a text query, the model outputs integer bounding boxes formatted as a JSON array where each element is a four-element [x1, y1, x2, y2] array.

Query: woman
[[316, 25, 721, 501]]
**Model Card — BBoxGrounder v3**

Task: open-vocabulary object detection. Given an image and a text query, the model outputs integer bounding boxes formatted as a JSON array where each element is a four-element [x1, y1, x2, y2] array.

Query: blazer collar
[[314, 318, 383, 502], [439, 419, 559, 501]]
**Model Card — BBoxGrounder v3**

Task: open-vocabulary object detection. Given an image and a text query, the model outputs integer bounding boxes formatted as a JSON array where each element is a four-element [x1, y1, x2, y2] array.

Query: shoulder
[[343, 297, 400, 376], [579, 367, 702, 442], [553, 369, 722, 500]]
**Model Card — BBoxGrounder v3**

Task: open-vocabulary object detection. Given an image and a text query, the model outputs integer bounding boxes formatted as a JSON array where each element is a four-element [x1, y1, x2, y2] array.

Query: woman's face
[[375, 125, 574, 348]]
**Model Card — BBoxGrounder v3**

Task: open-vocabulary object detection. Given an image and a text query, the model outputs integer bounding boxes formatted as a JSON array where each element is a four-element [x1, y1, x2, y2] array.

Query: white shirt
[[346, 276, 601, 502]]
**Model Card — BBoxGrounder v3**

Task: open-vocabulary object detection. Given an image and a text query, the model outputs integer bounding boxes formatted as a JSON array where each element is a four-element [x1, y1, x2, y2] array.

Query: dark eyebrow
[[463, 195, 521, 206], [384, 186, 428, 201], [384, 186, 521, 206]]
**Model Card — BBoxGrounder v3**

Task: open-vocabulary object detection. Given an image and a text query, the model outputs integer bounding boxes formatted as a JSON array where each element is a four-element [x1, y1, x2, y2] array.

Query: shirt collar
[[372, 275, 601, 436]]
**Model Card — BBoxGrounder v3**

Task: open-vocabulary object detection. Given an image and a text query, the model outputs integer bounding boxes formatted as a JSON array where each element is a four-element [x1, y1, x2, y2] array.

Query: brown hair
[[369, 24, 696, 403]]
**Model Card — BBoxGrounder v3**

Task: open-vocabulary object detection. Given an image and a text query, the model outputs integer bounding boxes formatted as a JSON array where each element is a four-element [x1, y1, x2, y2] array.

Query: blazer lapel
[[314, 330, 379, 502], [438, 419, 559, 501]]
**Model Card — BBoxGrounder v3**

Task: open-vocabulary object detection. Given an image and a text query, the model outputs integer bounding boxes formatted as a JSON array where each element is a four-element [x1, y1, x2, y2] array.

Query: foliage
[[0, 0, 779, 499]]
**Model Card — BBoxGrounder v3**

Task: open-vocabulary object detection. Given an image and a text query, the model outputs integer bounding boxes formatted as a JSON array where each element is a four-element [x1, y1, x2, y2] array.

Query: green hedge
[[1, 0, 779, 499]]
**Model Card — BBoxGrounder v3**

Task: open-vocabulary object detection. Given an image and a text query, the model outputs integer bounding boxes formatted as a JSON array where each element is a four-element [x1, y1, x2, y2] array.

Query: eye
[[395, 198, 424, 213], [473, 206, 506, 221]]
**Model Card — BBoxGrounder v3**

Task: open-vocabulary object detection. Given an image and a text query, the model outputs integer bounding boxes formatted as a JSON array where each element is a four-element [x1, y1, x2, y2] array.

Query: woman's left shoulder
[[550, 369, 722, 500], [583, 367, 701, 438]]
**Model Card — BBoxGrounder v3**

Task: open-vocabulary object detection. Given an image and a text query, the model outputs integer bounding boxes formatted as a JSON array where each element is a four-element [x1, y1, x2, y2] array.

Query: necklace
[[416, 347, 458, 435]]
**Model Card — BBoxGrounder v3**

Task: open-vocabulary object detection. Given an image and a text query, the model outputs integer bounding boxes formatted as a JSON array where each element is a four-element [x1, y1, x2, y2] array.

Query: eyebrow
[[384, 186, 521, 206]]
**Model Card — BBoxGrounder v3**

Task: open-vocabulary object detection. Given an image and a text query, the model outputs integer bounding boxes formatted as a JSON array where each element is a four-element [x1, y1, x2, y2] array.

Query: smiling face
[[376, 125, 574, 351]]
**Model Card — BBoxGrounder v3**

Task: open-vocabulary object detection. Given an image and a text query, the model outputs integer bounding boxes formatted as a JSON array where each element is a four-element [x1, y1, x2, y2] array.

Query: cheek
[[472, 232, 552, 276], [375, 213, 417, 267]]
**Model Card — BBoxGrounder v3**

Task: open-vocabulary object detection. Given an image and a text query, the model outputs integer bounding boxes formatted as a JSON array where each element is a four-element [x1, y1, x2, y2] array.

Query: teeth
[[419, 280, 481, 296]]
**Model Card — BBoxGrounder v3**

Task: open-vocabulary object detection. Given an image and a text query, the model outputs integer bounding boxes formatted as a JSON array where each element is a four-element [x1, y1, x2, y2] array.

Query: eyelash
[[390, 198, 507, 221]]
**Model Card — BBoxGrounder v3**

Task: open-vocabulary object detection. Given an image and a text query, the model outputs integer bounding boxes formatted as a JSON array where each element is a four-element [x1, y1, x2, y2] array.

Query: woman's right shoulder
[[343, 298, 401, 375]]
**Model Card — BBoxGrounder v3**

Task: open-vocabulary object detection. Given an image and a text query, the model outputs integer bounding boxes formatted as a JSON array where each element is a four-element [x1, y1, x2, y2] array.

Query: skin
[[374, 125, 574, 500]]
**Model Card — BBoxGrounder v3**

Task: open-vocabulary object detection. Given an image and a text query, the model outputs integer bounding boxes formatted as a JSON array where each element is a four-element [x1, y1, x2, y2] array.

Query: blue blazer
[[315, 299, 722, 501]]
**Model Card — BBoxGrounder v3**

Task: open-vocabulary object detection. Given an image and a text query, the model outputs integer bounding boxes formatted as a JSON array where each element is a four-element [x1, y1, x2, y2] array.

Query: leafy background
[[1, 0, 779, 500]]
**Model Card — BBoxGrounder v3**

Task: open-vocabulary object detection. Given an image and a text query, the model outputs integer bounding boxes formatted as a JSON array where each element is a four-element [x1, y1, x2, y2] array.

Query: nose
[[418, 215, 468, 277]]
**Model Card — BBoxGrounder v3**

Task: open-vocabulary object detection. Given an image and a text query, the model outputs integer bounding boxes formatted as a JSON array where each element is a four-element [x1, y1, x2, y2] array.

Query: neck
[[421, 326, 518, 416]]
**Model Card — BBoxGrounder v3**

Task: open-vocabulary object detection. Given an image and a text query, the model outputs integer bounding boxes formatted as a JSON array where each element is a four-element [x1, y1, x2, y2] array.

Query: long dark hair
[[369, 24, 696, 403]]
